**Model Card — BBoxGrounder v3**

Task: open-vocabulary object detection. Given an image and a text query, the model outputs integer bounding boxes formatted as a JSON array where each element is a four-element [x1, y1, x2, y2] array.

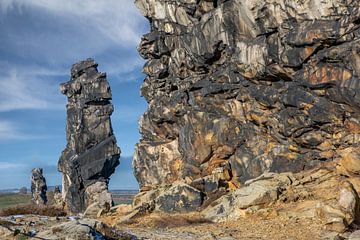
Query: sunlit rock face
[[59, 59, 120, 214], [31, 168, 47, 206], [134, 0, 360, 211]]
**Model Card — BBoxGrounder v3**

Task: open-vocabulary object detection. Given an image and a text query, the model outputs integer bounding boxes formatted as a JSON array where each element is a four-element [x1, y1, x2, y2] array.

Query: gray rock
[[31, 168, 47, 205], [133, 0, 360, 213], [155, 183, 203, 213], [58, 59, 120, 214], [350, 230, 360, 240], [36, 219, 102, 240], [202, 173, 292, 222], [321, 232, 345, 240]]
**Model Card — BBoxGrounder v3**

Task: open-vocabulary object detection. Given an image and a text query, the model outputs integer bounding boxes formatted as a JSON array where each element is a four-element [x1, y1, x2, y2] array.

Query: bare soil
[[101, 211, 325, 240]]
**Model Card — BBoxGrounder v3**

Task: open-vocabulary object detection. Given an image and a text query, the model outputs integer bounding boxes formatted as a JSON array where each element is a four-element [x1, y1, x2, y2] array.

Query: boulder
[[155, 183, 203, 213], [36, 219, 104, 240], [84, 182, 113, 217], [317, 181, 360, 232], [202, 173, 292, 222], [53, 186, 64, 209], [58, 59, 120, 214]]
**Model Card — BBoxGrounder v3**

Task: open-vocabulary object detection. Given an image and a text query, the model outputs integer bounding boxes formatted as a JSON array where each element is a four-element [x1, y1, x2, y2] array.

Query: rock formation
[[133, 0, 360, 212], [53, 186, 64, 209], [59, 59, 120, 214], [31, 168, 47, 205]]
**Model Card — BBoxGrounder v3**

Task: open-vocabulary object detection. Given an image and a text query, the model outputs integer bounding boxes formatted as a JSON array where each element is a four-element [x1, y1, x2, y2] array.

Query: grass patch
[[0, 204, 66, 217], [0, 193, 31, 209]]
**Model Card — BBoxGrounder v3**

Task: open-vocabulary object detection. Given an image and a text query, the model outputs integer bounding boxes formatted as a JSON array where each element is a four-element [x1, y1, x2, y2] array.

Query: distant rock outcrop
[[53, 186, 64, 209], [31, 168, 47, 205], [59, 59, 120, 214], [19, 187, 27, 195], [133, 0, 360, 212]]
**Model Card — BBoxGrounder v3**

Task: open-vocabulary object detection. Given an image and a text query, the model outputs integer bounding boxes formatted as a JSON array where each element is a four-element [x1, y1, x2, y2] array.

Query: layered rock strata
[[134, 0, 360, 212], [59, 59, 120, 214], [31, 168, 47, 205]]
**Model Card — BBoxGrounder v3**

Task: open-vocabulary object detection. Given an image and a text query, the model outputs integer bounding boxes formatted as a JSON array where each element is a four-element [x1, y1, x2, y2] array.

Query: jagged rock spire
[[58, 59, 120, 214]]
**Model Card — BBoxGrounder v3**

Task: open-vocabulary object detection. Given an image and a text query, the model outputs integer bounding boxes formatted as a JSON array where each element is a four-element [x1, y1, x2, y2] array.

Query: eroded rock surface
[[31, 168, 47, 206], [0, 215, 138, 240], [59, 59, 120, 214], [133, 0, 360, 211]]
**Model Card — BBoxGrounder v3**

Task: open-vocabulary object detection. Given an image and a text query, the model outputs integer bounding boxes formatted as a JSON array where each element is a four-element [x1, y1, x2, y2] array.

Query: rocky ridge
[[133, 0, 360, 216], [58, 59, 120, 215]]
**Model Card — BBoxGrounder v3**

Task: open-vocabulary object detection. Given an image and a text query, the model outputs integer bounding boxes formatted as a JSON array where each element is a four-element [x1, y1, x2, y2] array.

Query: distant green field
[[0, 192, 135, 210], [111, 190, 137, 205], [0, 193, 32, 209]]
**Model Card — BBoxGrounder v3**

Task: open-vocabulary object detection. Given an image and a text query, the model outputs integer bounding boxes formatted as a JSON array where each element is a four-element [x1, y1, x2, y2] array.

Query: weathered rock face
[[134, 0, 360, 210], [59, 59, 120, 214], [31, 168, 47, 206], [53, 186, 64, 209]]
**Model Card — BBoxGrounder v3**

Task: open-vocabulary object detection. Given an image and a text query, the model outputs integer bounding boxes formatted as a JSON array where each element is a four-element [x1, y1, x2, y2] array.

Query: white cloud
[[0, 162, 27, 170], [0, 63, 65, 112], [0, 0, 147, 83], [0, 120, 51, 143], [0, 0, 146, 47], [0, 120, 54, 141], [0, 121, 31, 140]]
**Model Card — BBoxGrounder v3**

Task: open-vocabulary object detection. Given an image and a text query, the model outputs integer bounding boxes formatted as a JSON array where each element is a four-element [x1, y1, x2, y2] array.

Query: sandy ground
[[101, 211, 325, 240]]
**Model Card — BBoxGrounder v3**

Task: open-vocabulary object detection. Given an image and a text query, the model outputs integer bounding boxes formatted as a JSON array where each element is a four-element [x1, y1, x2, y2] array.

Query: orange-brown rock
[[337, 147, 360, 176], [133, 0, 360, 213]]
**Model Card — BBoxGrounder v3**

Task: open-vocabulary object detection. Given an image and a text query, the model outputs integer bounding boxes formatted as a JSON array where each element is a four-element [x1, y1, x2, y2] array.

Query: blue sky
[[0, 0, 148, 190]]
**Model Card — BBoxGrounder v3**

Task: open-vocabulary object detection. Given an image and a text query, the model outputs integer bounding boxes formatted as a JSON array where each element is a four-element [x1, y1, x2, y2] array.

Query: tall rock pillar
[[59, 59, 120, 214], [31, 168, 47, 206]]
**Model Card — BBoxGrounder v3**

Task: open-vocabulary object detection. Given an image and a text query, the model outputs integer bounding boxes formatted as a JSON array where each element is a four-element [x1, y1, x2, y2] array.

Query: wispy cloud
[[0, 120, 28, 140], [0, 0, 147, 108], [0, 120, 52, 140], [0, 0, 145, 46], [0, 63, 65, 112], [0, 162, 27, 170], [0, 0, 146, 189], [0, 0, 147, 66]]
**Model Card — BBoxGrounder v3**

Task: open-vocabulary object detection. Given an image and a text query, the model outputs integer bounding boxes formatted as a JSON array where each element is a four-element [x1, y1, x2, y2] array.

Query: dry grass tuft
[[147, 214, 212, 228], [0, 204, 66, 217]]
